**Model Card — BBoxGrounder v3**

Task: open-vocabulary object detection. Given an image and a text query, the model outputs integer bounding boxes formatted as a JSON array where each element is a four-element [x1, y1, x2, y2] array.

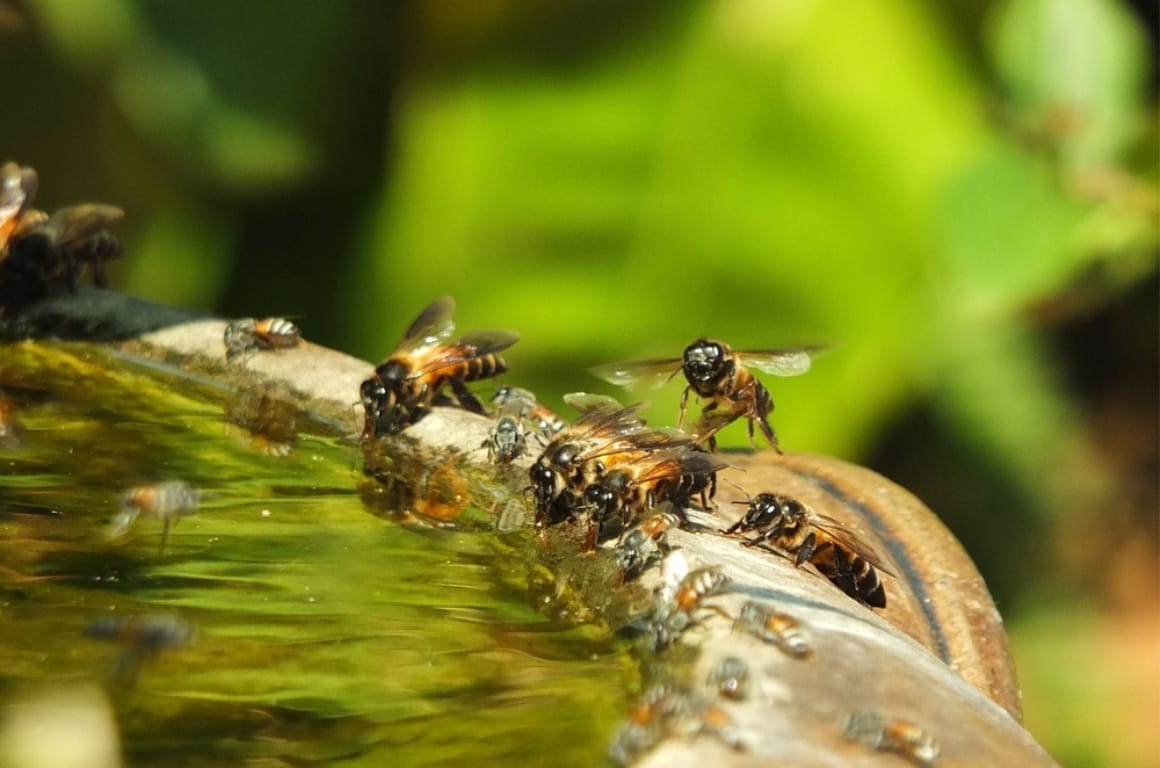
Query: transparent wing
[[590, 358, 684, 389], [408, 329, 519, 378], [395, 296, 457, 353], [812, 514, 895, 576], [40, 204, 123, 248], [736, 346, 825, 377]]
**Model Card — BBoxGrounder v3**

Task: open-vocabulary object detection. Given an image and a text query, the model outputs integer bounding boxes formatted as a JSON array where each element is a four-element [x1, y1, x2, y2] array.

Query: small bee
[[360, 297, 518, 439], [224, 317, 301, 362], [614, 507, 680, 583], [482, 414, 528, 465], [646, 553, 732, 651], [728, 492, 890, 609], [491, 385, 565, 435], [707, 655, 750, 701], [843, 711, 940, 767], [733, 600, 812, 659], [593, 338, 821, 451], [607, 684, 697, 766], [529, 393, 697, 529], [107, 481, 201, 554], [582, 448, 724, 548]]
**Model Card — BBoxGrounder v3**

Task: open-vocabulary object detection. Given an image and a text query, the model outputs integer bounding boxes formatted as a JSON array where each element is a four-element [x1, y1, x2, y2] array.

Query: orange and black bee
[[528, 393, 697, 529], [107, 480, 201, 554], [360, 297, 518, 439], [0, 162, 123, 313], [843, 711, 940, 767], [733, 599, 812, 658], [224, 316, 301, 361], [581, 448, 724, 549], [593, 338, 821, 451], [727, 492, 890, 608], [614, 506, 680, 582]]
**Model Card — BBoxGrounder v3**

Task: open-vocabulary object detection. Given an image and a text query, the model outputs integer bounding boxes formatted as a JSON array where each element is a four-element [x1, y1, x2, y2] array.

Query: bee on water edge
[[727, 492, 890, 609], [360, 297, 518, 440], [592, 338, 823, 451], [732, 600, 813, 659], [224, 317, 301, 362], [842, 711, 940, 767]]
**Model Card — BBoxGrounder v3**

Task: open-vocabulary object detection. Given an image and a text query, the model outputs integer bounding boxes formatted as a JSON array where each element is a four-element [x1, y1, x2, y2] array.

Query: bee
[[482, 414, 528, 465], [593, 338, 821, 451], [646, 553, 732, 651], [107, 481, 201, 554], [707, 655, 750, 701], [614, 507, 680, 583], [733, 600, 812, 659], [728, 492, 889, 609], [529, 393, 697, 529], [0, 161, 124, 312], [491, 385, 565, 435], [607, 684, 697, 766], [842, 711, 940, 767], [224, 316, 301, 362], [582, 448, 724, 549], [360, 296, 518, 439]]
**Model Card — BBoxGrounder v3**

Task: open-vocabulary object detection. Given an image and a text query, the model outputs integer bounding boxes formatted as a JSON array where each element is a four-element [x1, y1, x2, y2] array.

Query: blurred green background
[[1, 0, 1156, 765]]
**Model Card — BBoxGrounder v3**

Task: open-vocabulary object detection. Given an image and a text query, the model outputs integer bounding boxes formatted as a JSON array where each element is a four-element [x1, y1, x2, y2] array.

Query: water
[[0, 342, 633, 767]]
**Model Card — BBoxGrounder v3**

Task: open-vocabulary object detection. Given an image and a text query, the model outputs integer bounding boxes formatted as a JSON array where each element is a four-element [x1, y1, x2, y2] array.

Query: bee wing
[[811, 514, 895, 576], [0, 163, 36, 225], [395, 296, 457, 353], [736, 346, 825, 377], [590, 358, 684, 389], [40, 204, 124, 247], [408, 329, 518, 378], [627, 450, 727, 484]]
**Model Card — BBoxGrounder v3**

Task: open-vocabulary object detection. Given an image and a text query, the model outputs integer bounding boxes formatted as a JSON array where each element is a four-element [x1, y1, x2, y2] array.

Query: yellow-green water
[[0, 343, 632, 767]]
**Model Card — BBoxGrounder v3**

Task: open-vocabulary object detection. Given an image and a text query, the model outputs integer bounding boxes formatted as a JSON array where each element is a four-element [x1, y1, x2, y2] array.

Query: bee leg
[[677, 387, 692, 430], [448, 378, 487, 415], [830, 548, 861, 602], [159, 517, 171, 556], [795, 532, 818, 567]]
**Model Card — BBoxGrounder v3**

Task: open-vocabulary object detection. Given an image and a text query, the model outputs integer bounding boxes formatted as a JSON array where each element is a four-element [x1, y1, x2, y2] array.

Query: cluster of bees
[[0, 162, 123, 314], [357, 296, 891, 610]]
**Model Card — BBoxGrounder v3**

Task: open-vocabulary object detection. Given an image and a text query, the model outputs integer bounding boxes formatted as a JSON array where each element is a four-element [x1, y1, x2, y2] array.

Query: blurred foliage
[[0, 0, 1157, 764]]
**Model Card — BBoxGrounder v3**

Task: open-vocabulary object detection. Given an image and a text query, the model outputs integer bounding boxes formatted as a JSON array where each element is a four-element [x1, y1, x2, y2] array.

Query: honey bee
[[0, 162, 124, 312], [360, 297, 518, 439], [582, 448, 724, 549], [224, 316, 301, 361], [593, 338, 821, 451], [107, 481, 201, 554], [614, 506, 680, 582], [707, 655, 750, 701], [529, 393, 697, 529], [733, 599, 813, 659], [646, 553, 732, 651], [491, 385, 565, 435], [842, 711, 940, 767], [727, 492, 889, 608], [607, 684, 697, 766], [482, 414, 528, 465]]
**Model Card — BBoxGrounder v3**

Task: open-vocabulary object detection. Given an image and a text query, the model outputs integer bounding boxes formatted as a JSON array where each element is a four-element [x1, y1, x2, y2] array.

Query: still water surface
[[0, 343, 631, 766]]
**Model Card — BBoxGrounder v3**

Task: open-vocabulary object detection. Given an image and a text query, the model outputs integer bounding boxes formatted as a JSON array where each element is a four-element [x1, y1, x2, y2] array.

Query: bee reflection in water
[[85, 613, 197, 687], [107, 481, 201, 554]]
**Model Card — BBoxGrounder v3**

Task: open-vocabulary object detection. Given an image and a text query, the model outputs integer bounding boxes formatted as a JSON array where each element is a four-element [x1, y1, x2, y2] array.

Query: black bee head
[[376, 358, 409, 386], [682, 339, 726, 384]]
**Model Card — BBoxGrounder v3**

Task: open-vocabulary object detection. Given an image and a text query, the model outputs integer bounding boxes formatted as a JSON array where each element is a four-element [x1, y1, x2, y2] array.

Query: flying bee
[[491, 385, 565, 435], [733, 599, 813, 659], [581, 448, 724, 549], [360, 296, 518, 439], [614, 506, 680, 583], [224, 316, 301, 362], [530, 392, 699, 529], [592, 338, 822, 451], [728, 492, 890, 609], [107, 480, 201, 554], [843, 711, 940, 767]]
